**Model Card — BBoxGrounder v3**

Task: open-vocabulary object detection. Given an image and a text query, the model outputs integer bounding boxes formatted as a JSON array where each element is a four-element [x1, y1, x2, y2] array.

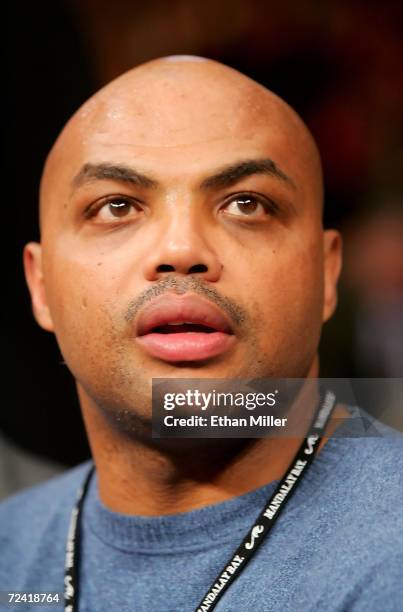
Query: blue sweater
[[1, 421, 402, 611]]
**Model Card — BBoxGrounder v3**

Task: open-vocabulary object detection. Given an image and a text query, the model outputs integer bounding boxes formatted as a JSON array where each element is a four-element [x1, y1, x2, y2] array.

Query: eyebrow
[[71, 162, 158, 190], [200, 158, 296, 191], [71, 157, 296, 193]]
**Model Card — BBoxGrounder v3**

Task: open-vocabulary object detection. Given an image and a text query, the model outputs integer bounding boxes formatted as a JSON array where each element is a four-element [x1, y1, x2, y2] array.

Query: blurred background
[[4, 0, 403, 498]]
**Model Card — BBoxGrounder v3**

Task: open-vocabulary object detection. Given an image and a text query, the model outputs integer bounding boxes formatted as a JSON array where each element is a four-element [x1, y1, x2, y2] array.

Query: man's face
[[24, 61, 341, 422]]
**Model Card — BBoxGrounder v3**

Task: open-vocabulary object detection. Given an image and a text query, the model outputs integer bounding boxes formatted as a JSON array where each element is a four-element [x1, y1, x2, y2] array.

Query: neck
[[78, 368, 348, 516]]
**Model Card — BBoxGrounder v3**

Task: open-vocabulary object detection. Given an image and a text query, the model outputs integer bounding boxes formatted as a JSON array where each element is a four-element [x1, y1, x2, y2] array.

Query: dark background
[[5, 0, 403, 467]]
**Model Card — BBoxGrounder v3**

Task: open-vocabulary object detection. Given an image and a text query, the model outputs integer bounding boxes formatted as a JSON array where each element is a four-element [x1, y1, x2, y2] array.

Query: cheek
[[42, 248, 127, 363], [236, 237, 324, 340], [44, 233, 132, 312]]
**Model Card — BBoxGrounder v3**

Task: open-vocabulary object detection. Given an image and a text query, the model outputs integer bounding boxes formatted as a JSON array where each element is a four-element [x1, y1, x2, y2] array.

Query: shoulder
[[0, 432, 64, 499], [332, 411, 403, 478], [0, 460, 92, 520], [0, 461, 92, 579], [317, 419, 403, 550], [281, 423, 403, 608], [325, 414, 403, 503], [327, 406, 403, 470]]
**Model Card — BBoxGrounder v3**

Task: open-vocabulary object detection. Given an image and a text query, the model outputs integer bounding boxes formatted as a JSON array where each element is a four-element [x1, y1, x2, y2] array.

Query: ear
[[322, 229, 343, 323], [23, 242, 55, 332]]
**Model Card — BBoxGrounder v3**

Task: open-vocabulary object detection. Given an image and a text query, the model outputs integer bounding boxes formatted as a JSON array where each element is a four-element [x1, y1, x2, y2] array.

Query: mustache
[[123, 276, 247, 328]]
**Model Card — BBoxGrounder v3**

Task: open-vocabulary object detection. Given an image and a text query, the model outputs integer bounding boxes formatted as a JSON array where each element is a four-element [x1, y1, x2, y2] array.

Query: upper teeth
[[167, 321, 193, 325]]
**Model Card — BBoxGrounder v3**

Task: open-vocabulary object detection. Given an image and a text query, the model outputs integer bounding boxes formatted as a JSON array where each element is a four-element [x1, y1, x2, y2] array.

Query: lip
[[135, 293, 236, 362]]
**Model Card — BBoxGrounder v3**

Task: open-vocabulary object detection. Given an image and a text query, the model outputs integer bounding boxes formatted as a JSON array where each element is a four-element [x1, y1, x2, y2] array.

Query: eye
[[221, 193, 276, 219], [85, 196, 143, 223]]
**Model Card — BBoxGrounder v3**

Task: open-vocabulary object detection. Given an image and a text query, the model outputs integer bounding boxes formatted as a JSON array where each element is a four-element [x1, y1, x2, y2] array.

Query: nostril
[[157, 264, 175, 272], [155, 263, 209, 274], [189, 264, 208, 273]]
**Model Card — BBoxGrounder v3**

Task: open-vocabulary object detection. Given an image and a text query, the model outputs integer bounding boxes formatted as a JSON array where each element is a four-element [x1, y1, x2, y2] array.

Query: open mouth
[[135, 295, 236, 363], [148, 323, 218, 334]]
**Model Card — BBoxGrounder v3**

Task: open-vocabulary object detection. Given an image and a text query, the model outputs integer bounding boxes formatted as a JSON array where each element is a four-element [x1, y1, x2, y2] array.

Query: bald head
[[39, 56, 323, 230]]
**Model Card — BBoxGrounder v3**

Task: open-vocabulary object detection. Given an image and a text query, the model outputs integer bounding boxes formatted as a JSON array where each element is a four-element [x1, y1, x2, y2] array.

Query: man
[[1, 57, 402, 611]]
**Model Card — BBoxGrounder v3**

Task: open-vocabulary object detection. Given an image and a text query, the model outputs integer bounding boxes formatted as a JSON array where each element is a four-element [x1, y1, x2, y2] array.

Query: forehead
[[54, 101, 304, 179], [41, 66, 321, 215], [78, 74, 284, 146]]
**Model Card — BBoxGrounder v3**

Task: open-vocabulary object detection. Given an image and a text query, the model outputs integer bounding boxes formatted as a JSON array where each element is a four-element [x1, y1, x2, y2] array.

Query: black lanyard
[[64, 390, 336, 612]]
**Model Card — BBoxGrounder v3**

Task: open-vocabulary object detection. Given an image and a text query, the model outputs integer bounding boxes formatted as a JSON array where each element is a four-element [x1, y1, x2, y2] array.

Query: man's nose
[[142, 214, 223, 282]]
